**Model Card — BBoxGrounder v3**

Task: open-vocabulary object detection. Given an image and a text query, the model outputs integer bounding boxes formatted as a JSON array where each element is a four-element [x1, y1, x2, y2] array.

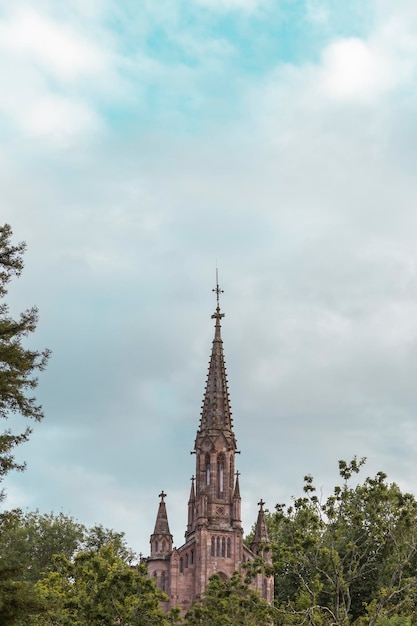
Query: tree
[[0, 509, 85, 581], [183, 571, 274, 625], [0, 510, 181, 626], [0, 224, 50, 498], [28, 544, 175, 626], [0, 509, 85, 625], [0, 510, 47, 625], [268, 458, 417, 625], [82, 523, 136, 563]]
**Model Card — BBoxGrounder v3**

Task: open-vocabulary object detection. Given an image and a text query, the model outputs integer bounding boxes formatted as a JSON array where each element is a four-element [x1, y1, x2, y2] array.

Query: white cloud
[[22, 94, 102, 140], [0, 6, 114, 141], [319, 35, 415, 102], [0, 7, 106, 82], [317, 3, 417, 103]]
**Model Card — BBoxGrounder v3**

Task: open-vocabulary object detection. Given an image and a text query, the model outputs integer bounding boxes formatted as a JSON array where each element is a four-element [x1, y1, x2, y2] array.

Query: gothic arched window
[[221, 537, 226, 557], [161, 571, 166, 592], [216, 536, 220, 557], [155, 540, 159, 553], [217, 454, 225, 498], [162, 541, 165, 553], [191, 549, 194, 565], [180, 558, 183, 573], [227, 537, 231, 558], [185, 554, 189, 568], [211, 536, 215, 556], [206, 454, 211, 485]]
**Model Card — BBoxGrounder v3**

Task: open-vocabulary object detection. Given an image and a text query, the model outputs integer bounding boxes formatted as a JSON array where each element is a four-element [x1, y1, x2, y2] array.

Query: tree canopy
[[268, 458, 417, 625], [0, 509, 179, 626], [0, 224, 50, 498]]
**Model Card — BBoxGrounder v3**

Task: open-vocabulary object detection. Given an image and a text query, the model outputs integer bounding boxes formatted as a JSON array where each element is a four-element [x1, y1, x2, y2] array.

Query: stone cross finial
[[159, 490, 167, 501], [258, 499, 265, 509]]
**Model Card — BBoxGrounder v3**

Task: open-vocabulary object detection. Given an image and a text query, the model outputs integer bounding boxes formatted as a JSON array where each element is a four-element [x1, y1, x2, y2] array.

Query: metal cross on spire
[[212, 268, 225, 322], [212, 267, 224, 306]]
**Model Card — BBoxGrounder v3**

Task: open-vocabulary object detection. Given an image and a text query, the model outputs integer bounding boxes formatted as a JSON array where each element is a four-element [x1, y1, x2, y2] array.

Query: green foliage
[[82, 523, 136, 563], [183, 571, 274, 625], [28, 544, 171, 626], [0, 224, 50, 497], [0, 509, 156, 625], [268, 458, 417, 626], [0, 509, 85, 580]]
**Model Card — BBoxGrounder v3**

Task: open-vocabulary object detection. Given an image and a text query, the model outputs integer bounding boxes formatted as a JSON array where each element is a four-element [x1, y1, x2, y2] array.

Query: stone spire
[[232, 471, 242, 528], [251, 499, 270, 554], [150, 491, 173, 557], [197, 273, 234, 439], [233, 471, 241, 499], [187, 476, 196, 533], [153, 491, 171, 535]]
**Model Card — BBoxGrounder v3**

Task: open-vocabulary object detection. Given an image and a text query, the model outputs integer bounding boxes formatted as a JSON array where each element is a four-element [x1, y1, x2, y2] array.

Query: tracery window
[[217, 454, 225, 498], [206, 454, 211, 485]]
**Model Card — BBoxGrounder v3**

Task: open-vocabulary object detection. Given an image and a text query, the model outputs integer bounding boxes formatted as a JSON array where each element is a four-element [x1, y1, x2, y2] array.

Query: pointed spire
[[153, 491, 171, 536], [188, 476, 195, 503], [251, 499, 270, 553], [187, 476, 196, 535], [233, 471, 241, 499], [198, 272, 234, 436]]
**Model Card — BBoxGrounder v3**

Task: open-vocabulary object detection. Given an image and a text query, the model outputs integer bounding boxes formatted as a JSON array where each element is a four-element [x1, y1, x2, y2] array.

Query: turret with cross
[[150, 490, 173, 557]]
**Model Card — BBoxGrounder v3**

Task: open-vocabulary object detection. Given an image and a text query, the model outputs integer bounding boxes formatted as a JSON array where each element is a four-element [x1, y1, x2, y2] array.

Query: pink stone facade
[[146, 292, 274, 613]]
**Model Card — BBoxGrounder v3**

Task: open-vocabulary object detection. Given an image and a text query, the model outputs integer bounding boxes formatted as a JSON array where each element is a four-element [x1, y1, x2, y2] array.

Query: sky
[[2, 0, 417, 556]]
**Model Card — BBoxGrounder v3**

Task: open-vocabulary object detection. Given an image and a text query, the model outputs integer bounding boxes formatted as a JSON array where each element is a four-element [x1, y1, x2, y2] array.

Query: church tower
[[146, 278, 274, 613]]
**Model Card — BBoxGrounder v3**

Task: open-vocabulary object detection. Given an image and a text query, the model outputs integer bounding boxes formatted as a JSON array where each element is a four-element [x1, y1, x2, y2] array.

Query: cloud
[[0, 5, 119, 142], [0, 8, 106, 82], [319, 35, 415, 103]]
